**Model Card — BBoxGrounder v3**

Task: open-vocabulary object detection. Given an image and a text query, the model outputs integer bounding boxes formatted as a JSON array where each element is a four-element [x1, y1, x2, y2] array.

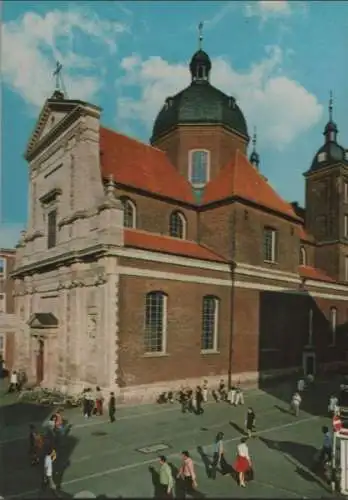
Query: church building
[[11, 39, 348, 402]]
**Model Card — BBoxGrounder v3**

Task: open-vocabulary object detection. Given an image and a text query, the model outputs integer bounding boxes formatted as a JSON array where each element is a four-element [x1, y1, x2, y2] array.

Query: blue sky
[[1, 0, 347, 247]]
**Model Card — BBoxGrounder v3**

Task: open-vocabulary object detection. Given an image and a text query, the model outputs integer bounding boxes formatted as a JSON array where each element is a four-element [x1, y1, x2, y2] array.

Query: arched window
[[121, 198, 136, 228], [169, 211, 186, 239], [189, 150, 210, 187], [300, 246, 307, 266], [201, 296, 219, 351], [144, 292, 167, 353]]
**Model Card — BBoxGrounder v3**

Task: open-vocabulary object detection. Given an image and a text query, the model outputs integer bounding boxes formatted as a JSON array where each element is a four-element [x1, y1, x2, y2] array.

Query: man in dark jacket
[[108, 392, 116, 422]]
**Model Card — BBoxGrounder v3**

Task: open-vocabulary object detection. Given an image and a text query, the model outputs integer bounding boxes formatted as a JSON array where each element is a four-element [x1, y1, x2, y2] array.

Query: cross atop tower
[[198, 22, 204, 50], [53, 61, 63, 91], [51, 60, 67, 100]]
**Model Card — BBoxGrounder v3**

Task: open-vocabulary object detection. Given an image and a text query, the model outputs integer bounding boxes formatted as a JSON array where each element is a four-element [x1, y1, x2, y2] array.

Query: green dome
[[150, 49, 248, 143]]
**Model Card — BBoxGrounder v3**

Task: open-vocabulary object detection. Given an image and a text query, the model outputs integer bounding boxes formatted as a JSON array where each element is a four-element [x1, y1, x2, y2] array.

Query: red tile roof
[[299, 265, 334, 283], [99, 126, 195, 204], [124, 229, 226, 263], [202, 150, 300, 220], [299, 226, 315, 243]]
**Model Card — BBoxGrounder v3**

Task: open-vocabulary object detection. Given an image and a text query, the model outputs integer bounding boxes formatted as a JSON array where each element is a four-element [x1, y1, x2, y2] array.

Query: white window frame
[[300, 246, 307, 266], [122, 198, 137, 229], [306, 308, 313, 347], [317, 152, 327, 162], [345, 215, 348, 238], [201, 296, 219, 353], [169, 211, 187, 239], [329, 307, 337, 346], [188, 149, 210, 188], [0, 293, 6, 313], [263, 227, 277, 263], [0, 257, 6, 278], [144, 292, 167, 355]]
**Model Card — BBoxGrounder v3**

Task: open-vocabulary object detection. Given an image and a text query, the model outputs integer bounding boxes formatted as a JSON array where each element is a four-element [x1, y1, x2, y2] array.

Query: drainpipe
[[228, 205, 237, 390]]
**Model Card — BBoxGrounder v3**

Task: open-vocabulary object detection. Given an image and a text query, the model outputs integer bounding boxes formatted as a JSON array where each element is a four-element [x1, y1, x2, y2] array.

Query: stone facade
[[10, 50, 348, 404], [0, 249, 17, 371]]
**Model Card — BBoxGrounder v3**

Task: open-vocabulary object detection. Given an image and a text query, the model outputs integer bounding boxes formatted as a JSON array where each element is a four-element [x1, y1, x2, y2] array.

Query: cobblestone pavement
[[0, 378, 340, 499]]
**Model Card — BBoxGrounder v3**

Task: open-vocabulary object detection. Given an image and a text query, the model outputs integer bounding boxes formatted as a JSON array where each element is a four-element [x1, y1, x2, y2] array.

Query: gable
[[25, 97, 89, 160]]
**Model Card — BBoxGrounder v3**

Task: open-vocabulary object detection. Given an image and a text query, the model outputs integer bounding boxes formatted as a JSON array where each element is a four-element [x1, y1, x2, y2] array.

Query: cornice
[[58, 210, 89, 228]]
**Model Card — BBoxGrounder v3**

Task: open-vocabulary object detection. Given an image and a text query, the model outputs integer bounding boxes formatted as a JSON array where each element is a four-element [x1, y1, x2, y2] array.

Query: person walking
[[8, 370, 18, 393], [235, 384, 245, 406], [233, 437, 252, 487], [228, 385, 237, 406], [158, 455, 174, 498], [108, 392, 116, 422], [202, 380, 208, 402], [245, 407, 256, 438], [328, 394, 339, 415], [210, 432, 225, 479], [177, 451, 197, 497], [29, 425, 41, 465], [319, 425, 333, 463], [291, 392, 302, 416], [297, 378, 305, 392], [95, 386, 104, 416], [43, 448, 57, 491], [195, 386, 204, 415]]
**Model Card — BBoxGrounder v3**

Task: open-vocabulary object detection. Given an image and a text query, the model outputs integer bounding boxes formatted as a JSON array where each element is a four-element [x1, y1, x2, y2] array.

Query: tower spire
[[324, 89, 337, 143], [250, 126, 260, 169], [198, 21, 204, 50], [329, 89, 333, 122]]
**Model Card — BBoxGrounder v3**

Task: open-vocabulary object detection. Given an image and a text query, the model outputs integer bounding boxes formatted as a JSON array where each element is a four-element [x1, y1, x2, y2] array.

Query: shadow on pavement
[[0, 421, 78, 498], [257, 290, 347, 420], [1, 400, 54, 427], [259, 435, 330, 492]]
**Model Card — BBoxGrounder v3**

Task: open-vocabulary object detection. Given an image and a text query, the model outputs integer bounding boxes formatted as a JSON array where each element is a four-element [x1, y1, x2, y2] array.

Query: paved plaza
[[0, 379, 339, 499]]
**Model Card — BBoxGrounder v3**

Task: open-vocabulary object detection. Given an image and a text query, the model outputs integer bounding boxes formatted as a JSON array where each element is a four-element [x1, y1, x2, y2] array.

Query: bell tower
[[304, 92, 348, 281]]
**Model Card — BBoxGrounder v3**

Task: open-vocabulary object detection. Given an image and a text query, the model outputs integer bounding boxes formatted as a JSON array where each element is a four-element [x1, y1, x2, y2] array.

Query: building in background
[[10, 38, 348, 402], [0, 248, 16, 372]]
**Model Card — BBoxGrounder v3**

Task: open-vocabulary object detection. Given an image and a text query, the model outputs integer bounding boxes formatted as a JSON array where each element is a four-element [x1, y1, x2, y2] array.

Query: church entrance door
[[36, 339, 44, 385]]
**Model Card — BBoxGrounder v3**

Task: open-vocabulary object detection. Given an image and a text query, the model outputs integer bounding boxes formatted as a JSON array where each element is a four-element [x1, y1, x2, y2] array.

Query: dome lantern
[[324, 90, 338, 144], [189, 22, 211, 83], [249, 127, 260, 169]]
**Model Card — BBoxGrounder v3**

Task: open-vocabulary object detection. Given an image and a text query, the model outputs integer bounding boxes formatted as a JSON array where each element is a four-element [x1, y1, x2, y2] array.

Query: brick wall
[[153, 125, 248, 182], [117, 271, 348, 388], [118, 275, 232, 387], [199, 202, 301, 274], [116, 188, 198, 240]]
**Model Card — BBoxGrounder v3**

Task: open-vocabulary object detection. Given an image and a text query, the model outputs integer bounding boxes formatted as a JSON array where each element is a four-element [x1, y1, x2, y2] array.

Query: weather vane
[[198, 21, 204, 50]]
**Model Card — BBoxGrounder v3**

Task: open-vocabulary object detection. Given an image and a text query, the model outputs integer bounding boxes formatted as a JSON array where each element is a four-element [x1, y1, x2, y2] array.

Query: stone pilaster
[[57, 283, 68, 381]]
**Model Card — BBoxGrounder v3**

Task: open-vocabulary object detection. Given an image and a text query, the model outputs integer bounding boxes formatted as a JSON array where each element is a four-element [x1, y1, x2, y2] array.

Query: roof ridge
[[235, 150, 298, 218], [125, 227, 197, 244], [100, 125, 162, 153]]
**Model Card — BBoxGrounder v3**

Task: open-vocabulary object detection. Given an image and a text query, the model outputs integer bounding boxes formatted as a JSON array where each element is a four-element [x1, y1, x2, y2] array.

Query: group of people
[[28, 411, 65, 490], [157, 380, 245, 415], [156, 428, 256, 497], [82, 387, 116, 423]]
